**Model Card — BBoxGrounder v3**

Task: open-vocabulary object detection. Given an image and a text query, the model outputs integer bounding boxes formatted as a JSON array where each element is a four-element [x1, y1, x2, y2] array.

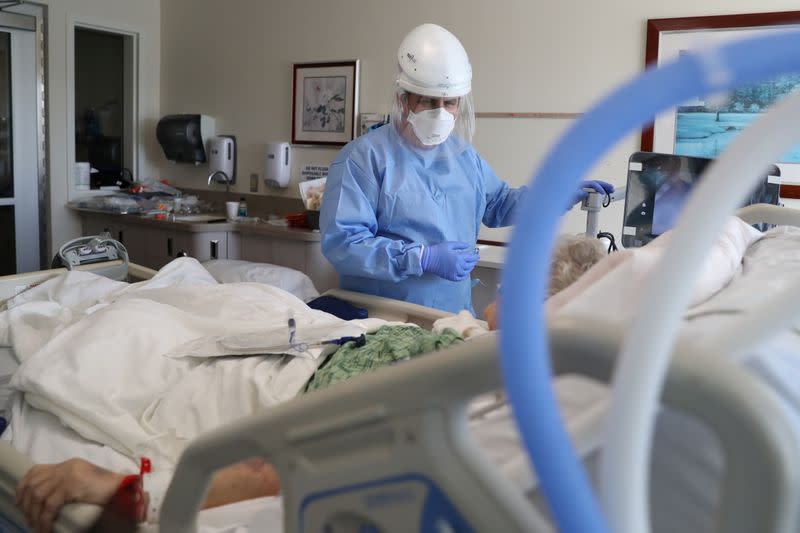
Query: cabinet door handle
[[167, 237, 173, 257], [117, 230, 124, 244], [210, 239, 219, 259]]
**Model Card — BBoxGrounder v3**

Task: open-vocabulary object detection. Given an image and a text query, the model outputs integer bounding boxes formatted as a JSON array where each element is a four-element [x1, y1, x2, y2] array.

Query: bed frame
[[0, 205, 798, 532], [0, 261, 157, 531], [157, 315, 800, 533], [160, 203, 800, 533], [0, 261, 157, 302]]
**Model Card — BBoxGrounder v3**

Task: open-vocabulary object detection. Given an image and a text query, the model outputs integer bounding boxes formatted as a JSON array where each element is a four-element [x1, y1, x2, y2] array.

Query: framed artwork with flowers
[[291, 60, 360, 146]]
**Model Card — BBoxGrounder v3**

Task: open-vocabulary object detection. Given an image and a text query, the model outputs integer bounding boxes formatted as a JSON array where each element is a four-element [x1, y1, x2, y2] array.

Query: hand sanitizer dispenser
[[208, 135, 236, 185], [264, 142, 291, 188]]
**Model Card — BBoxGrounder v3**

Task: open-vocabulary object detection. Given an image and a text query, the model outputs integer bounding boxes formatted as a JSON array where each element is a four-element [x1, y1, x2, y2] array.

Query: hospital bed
[[160, 203, 800, 533], [158, 301, 800, 532], [0, 204, 798, 532], [0, 260, 158, 532]]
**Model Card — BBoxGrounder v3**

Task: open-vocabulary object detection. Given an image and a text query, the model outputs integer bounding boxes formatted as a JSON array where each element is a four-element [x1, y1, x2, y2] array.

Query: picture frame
[[291, 60, 359, 146], [640, 11, 800, 196]]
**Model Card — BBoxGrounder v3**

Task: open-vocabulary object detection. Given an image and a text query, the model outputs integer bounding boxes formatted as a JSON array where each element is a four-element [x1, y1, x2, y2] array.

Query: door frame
[[0, 5, 44, 273]]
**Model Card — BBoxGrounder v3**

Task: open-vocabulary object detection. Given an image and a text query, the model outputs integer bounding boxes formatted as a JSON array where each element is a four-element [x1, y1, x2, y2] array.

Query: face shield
[[390, 86, 476, 153]]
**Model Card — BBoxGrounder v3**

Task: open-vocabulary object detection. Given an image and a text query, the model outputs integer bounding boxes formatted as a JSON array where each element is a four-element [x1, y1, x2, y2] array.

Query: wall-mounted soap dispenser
[[264, 142, 291, 188], [207, 135, 236, 186]]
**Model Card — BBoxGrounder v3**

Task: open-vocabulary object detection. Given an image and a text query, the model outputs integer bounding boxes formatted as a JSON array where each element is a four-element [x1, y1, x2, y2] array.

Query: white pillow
[[201, 260, 319, 302]]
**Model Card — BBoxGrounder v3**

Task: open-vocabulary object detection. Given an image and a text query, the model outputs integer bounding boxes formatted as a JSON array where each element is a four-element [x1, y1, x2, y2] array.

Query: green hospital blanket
[[305, 325, 462, 392]]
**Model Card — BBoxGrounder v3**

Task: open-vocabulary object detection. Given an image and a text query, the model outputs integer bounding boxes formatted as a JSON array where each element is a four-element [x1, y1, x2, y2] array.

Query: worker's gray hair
[[549, 234, 606, 297]]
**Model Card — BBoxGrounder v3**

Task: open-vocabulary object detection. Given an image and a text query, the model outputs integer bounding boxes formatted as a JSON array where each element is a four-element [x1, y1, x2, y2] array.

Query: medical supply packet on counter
[[68, 178, 213, 217]]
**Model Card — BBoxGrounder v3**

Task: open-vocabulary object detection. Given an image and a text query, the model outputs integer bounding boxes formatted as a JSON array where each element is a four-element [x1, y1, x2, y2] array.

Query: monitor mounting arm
[[581, 185, 626, 237]]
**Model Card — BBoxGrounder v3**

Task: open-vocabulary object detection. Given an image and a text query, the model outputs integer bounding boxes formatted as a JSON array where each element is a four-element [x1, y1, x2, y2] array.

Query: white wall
[[160, 0, 800, 241], [39, 0, 160, 256]]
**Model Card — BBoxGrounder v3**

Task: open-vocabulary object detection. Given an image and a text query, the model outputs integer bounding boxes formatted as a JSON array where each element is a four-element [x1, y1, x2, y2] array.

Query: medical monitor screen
[[622, 152, 780, 248]]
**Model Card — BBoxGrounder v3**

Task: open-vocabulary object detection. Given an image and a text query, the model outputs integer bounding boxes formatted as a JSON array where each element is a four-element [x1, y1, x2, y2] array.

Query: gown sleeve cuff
[[403, 244, 425, 277]]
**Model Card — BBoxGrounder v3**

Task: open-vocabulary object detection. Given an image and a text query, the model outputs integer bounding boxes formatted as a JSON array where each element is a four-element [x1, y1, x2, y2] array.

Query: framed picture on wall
[[291, 60, 360, 146], [640, 11, 800, 195]]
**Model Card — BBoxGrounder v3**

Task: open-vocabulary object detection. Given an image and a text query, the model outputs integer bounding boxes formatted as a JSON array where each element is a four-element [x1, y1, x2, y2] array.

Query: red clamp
[[104, 457, 151, 525]]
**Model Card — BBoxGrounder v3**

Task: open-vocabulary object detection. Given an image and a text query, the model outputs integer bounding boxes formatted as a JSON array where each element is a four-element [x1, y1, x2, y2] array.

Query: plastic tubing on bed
[[499, 29, 800, 533], [600, 67, 800, 533]]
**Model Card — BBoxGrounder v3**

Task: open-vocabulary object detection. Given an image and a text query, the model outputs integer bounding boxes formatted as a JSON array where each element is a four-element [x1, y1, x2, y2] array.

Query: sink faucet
[[207, 170, 231, 186]]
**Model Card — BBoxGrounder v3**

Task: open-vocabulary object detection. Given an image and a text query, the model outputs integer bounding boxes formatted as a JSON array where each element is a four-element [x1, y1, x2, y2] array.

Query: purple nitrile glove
[[568, 179, 616, 209], [421, 241, 480, 282]]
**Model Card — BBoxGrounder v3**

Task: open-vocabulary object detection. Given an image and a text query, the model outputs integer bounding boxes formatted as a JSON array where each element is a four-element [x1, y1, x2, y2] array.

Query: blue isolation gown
[[320, 124, 526, 313]]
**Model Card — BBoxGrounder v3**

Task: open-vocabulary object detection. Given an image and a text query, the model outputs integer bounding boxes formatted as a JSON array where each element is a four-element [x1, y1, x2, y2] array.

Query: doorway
[[0, 10, 41, 275]]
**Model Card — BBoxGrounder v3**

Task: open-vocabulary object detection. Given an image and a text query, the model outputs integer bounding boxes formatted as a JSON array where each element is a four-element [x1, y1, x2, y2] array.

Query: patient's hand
[[16, 456, 281, 532], [202, 458, 281, 509], [16, 458, 124, 533], [484, 300, 498, 330]]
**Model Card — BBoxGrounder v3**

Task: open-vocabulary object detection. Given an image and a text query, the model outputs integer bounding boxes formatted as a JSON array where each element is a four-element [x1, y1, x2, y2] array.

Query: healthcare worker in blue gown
[[320, 23, 613, 314]]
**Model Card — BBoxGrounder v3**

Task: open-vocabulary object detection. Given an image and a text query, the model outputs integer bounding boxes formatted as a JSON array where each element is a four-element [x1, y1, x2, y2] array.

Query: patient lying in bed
[[484, 234, 607, 329], [16, 328, 466, 531], [11, 218, 766, 531], [485, 216, 762, 329], [3, 260, 468, 531], [11, 235, 608, 531]]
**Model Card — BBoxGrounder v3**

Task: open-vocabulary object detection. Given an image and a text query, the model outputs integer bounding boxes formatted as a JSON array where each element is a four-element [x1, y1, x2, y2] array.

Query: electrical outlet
[[250, 173, 259, 192]]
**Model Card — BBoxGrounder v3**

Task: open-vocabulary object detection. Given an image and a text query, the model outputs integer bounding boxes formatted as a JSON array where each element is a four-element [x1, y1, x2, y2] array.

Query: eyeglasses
[[407, 94, 460, 112]]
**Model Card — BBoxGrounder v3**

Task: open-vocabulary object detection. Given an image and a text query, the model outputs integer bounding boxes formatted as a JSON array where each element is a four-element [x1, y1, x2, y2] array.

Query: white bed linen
[[546, 222, 800, 532], [0, 347, 17, 414], [2, 402, 277, 533], [146, 223, 799, 533], [548, 216, 762, 320], [2, 258, 365, 470], [202, 259, 319, 303], [5, 220, 794, 532]]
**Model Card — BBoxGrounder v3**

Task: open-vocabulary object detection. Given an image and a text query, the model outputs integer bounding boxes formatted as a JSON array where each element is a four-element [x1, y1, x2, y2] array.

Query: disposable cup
[[226, 201, 240, 220]]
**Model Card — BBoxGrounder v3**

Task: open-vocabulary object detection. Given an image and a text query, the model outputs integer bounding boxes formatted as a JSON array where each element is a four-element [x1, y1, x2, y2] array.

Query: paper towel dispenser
[[156, 114, 215, 164]]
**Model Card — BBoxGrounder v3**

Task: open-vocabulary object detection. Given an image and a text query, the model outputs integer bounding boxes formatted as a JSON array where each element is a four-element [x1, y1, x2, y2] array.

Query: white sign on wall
[[301, 165, 329, 181]]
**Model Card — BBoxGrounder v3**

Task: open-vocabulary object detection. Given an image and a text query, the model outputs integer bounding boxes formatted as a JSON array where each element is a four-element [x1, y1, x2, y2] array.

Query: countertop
[[72, 207, 507, 264], [71, 207, 322, 242], [476, 244, 505, 269]]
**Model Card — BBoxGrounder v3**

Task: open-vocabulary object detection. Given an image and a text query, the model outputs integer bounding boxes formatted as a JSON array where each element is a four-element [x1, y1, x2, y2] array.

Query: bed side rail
[[0, 269, 67, 301], [161, 335, 549, 533], [127, 262, 157, 281], [549, 314, 800, 533], [0, 261, 155, 301], [737, 203, 800, 226], [321, 288, 453, 329], [161, 319, 799, 533]]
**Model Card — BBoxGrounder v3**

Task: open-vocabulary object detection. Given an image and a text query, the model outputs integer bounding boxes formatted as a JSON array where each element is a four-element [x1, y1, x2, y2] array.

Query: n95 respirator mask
[[407, 107, 456, 146]]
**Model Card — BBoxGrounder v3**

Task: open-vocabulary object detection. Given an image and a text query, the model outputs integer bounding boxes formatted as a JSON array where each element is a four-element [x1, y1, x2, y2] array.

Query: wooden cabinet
[[133, 229, 229, 269], [240, 233, 338, 293], [81, 213, 126, 245], [80, 213, 231, 270], [118, 226, 160, 268], [77, 212, 337, 293]]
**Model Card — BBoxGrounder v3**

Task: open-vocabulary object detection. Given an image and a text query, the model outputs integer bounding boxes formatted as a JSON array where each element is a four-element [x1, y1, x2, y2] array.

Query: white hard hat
[[396, 23, 472, 98]]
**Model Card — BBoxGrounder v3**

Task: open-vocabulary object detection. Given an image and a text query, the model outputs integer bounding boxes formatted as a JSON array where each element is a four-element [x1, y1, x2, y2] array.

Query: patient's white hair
[[548, 234, 606, 297]]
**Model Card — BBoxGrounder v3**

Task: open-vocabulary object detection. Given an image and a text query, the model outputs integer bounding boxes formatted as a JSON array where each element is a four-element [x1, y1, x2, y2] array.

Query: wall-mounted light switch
[[250, 173, 259, 192]]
